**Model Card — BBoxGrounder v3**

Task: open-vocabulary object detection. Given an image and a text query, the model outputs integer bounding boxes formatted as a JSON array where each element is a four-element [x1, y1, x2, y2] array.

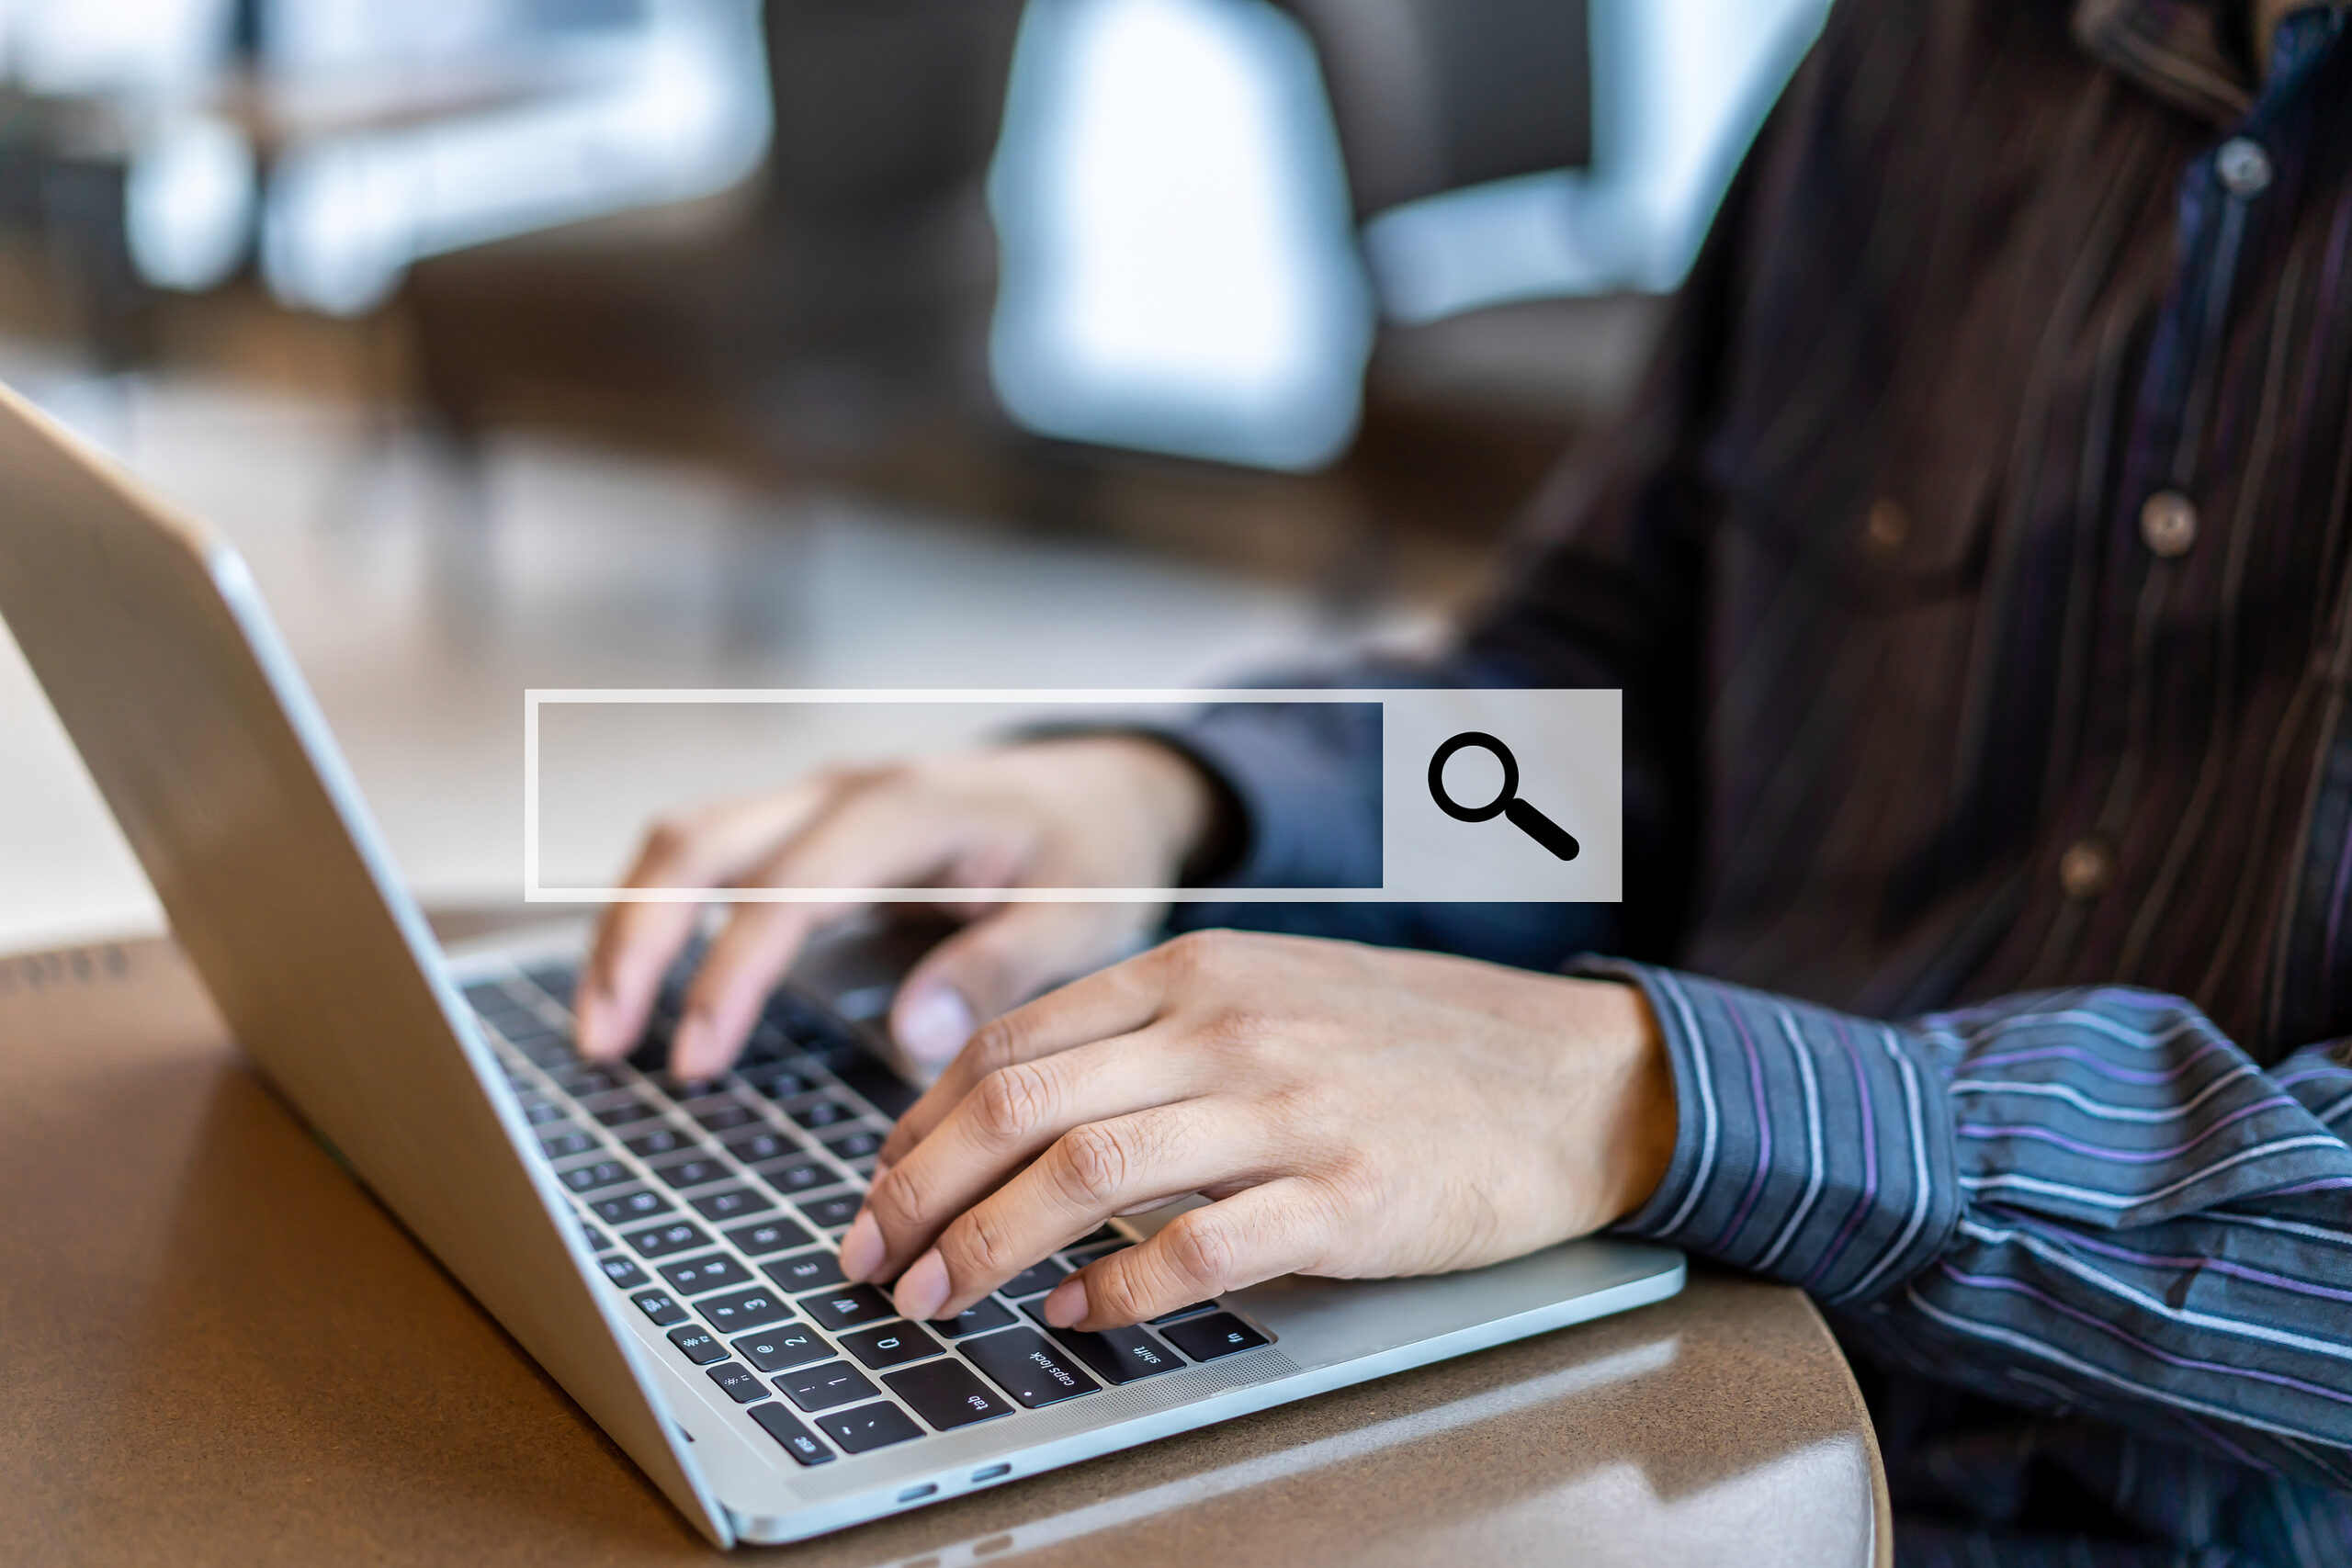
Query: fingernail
[[895, 1250, 950, 1323], [838, 1212, 885, 1281], [670, 1017, 713, 1079], [1041, 1278, 1088, 1328], [896, 986, 975, 1065]]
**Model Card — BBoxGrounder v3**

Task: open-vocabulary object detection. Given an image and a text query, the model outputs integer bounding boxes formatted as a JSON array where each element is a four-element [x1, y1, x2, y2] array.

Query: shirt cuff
[[1145, 703, 1384, 889], [1570, 958, 1962, 1304]]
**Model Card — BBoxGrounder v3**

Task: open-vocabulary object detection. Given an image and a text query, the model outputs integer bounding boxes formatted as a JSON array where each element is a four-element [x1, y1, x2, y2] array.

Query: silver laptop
[[0, 381, 1683, 1547]]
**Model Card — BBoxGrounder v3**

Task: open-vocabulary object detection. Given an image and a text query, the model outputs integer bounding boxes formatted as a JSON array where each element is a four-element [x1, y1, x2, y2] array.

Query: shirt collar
[[2072, 0, 2255, 124]]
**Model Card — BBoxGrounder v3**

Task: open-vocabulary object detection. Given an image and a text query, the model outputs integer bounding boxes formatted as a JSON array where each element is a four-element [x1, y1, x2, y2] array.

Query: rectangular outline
[[526, 688, 1416, 904]]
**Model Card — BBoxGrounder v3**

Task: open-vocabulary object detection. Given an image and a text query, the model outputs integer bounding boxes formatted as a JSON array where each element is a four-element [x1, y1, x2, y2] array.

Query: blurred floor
[[0, 349, 1461, 954]]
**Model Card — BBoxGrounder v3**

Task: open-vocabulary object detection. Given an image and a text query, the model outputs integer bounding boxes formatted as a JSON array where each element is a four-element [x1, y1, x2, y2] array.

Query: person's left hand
[[834, 930, 1677, 1332]]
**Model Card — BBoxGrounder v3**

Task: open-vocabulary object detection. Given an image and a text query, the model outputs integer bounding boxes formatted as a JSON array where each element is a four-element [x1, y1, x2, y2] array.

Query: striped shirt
[[1164, 2, 2352, 1561]]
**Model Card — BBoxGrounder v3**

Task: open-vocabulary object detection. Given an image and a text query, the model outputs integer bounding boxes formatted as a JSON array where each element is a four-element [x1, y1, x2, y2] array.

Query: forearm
[[1579, 962, 2352, 1485]]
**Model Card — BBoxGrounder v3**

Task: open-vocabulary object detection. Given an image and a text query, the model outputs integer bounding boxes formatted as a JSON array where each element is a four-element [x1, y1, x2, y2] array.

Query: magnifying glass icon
[[1427, 732, 1580, 862]]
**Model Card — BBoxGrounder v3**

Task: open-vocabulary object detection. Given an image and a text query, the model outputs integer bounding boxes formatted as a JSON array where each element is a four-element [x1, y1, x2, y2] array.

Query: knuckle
[[1087, 1257, 1154, 1324], [640, 817, 698, 871], [1161, 927, 1231, 980], [946, 1205, 1015, 1280], [862, 1164, 929, 1233], [970, 1061, 1055, 1143], [1199, 1003, 1278, 1057], [964, 1017, 1027, 1077], [1160, 1211, 1239, 1294], [1051, 1122, 1135, 1208]]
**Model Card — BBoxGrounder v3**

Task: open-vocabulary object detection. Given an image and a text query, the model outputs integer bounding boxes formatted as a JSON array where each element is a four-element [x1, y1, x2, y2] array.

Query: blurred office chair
[[402, 0, 1030, 473], [1271, 0, 1664, 517]]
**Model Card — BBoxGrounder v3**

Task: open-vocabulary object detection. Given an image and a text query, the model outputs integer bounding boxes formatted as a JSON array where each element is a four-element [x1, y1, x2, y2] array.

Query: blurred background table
[[0, 915, 1890, 1567]]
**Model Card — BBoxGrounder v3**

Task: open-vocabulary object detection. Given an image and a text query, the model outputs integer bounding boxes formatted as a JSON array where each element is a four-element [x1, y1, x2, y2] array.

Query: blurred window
[[988, 0, 1374, 473], [258, 0, 770, 315], [1366, 0, 1829, 319], [988, 0, 1828, 470], [0, 0, 231, 95]]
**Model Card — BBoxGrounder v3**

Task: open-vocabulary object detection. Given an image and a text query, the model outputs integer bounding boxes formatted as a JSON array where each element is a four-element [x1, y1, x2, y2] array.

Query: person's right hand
[[571, 737, 1217, 1081]]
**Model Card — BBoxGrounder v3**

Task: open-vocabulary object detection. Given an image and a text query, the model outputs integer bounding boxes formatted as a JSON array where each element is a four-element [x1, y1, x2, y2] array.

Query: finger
[[876, 937, 1189, 1166], [669, 788, 992, 1077], [1046, 1178, 1332, 1330], [842, 1030, 1198, 1281], [575, 785, 840, 1058], [886, 1100, 1270, 1322], [670, 901, 842, 1080], [889, 901, 1151, 1067]]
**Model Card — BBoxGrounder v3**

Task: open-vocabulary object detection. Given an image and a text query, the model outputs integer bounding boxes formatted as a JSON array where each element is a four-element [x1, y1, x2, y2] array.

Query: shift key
[[959, 1328, 1098, 1408]]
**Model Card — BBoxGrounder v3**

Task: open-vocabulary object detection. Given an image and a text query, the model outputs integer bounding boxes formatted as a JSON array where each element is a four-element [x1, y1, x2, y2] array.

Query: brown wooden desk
[[0, 925, 1890, 1567]]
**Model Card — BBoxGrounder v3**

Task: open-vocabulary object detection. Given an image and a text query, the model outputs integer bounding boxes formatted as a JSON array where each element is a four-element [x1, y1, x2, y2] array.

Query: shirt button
[[2140, 491, 2199, 558], [2059, 840, 2113, 900], [1863, 498, 1911, 553], [2216, 137, 2274, 198]]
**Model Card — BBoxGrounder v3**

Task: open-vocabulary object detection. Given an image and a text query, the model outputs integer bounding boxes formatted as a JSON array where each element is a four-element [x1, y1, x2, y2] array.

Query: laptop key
[[521, 962, 578, 1007], [999, 1258, 1069, 1299], [539, 1129, 599, 1160], [1050, 1325, 1181, 1385], [690, 1187, 775, 1223], [623, 1126, 692, 1159], [1159, 1313, 1270, 1361], [885, 1359, 1014, 1431], [667, 1325, 728, 1366], [756, 1159, 836, 1196], [523, 1100, 568, 1126], [764, 1250, 848, 1293], [462, 982, 512, 1015], [513, 1037, 573, 1070], [630, 1290, 691, 1327], [553, 1066, 622, 1098], [837, 1322, 943, 1371], [706, 1362, 769, 1404], [698, 1288, 796, 1334], [960, 1328, 1099, 1408], [775, 1360, 880, 1414], [580, 1221, 614, 1252], [1062, 1240, 1133, 1269], [724, 1217, 814, 1257], [650, 1157, 729, 1190], [658, 1253, 753, 1295], [721, 1128, 801, 1165], [787, 1098, 856, 1130], [797, 1193, 863, 1231], [590, 1190, 672, 1224], [815, 1402, 923, 1455], [624, 1220, 712, 1259], [820, 1129, 886, 1163], [933, 1297, 1017, 1338], [597, 1255, 650, 1290], [594, 1100, 661, 1128], [798, 1283, 895, 1332], [693, 1103, 760, 1134], [749, 1403, 835, 1466], [735, 1324, 831, 1373], [742, 1066, 816, 1100], [559, 1160, 632, 1194]]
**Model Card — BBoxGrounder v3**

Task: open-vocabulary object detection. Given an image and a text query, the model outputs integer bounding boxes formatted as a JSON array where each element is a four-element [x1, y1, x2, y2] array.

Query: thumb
[[889, 902, 1152, 1066]]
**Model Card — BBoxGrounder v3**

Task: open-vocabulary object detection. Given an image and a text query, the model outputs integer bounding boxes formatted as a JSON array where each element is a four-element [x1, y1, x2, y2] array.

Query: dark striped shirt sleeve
[[1580, 961, 2352, 1486]]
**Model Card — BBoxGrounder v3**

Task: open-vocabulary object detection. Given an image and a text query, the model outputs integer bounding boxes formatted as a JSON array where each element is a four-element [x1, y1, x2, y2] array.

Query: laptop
[[0, 381, 1684, 1546]]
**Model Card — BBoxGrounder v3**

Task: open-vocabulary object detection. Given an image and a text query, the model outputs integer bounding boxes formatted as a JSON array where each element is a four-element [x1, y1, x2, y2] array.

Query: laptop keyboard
[[464, 959, 1272, 1473]]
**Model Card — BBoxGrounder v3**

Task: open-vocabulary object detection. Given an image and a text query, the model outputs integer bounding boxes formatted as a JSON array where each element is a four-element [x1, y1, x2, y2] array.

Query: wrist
[[1600, 983, 1677, 1224], [1027, 736, 1219, 880]]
